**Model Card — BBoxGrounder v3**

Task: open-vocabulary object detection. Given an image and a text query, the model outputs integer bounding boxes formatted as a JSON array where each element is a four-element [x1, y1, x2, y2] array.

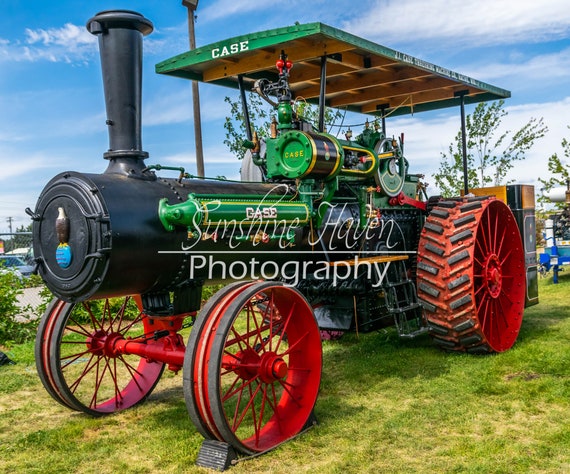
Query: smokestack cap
[[87, 10, 153, 37]]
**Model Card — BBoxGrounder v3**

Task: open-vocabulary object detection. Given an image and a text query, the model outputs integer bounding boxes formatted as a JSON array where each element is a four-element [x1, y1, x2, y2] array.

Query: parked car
[[0, 255, 34, 278], [6, 247, 34, 265]]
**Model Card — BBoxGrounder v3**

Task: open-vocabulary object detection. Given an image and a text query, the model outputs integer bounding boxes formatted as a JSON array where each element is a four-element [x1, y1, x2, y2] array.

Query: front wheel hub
[[259, 352, 288, 383], [86, 330, 123, 358]]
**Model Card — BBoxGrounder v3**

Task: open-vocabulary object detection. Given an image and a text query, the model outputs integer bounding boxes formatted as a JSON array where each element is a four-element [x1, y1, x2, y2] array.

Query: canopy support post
[[378, 104, 388, 136], [455, 90, 469, 195], [318, 55, 327, 132], [238, 75, 252, 141]]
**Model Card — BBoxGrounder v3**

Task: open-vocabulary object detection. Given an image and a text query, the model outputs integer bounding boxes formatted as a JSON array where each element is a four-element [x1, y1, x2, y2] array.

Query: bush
[[0, 272, 39, 347], [0, 277, 227, 348]]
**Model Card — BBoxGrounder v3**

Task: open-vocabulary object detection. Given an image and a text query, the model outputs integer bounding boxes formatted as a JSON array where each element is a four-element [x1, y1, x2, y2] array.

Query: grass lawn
[[1, 274, 569, 473]]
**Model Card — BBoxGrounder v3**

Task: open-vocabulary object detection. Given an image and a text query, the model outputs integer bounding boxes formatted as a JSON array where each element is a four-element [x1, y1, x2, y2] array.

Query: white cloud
[[25, 23, 93, 47], [200, 0, 260, 22], [162, 143, 237, 167], [0, 147, 92, 183], [0, 102, 105, 143], [0, 154, 51, 181], [468, 47, 570, 84], [0, 23, 96, 63], [0, 192, 37, 230], [148, 146, 241, 182], [344, 0, 570, 48]]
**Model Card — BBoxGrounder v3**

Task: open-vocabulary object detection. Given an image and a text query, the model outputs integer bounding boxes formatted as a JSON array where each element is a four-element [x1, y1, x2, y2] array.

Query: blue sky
[[1, 0, 570, 233]]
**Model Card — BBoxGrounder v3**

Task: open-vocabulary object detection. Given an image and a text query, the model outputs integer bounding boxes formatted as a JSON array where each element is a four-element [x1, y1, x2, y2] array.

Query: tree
[[223, 92, 272, 161], [223, 93, 343, 161], [538, 126, 570, 209], [434, 100, 548, 197]]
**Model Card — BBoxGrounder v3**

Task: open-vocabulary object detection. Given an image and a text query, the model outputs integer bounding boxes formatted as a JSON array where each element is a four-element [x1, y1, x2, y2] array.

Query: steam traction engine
[[29, 10, 537, 463]]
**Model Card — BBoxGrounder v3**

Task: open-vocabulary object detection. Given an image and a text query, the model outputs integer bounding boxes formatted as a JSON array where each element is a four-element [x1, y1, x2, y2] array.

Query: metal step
[[381, 259, 428, 338]]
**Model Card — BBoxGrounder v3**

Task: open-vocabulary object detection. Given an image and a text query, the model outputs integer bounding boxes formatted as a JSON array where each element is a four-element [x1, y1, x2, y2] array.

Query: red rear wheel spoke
[[494, 221, 508, 258], [495, 295, 510, 327], [483, 301, 495, 343], [486, 205, 494, 253], [499, 248, 514, 266], [230, 380, 247, 432], [277, 379, 303, 408], [116, 355, 145, 390], [279, 328, 310, 357], [60, 338, 91, 353], [244, 303, 261, 349], [112, 296, 130, 332], [475, 234, 489, 258]]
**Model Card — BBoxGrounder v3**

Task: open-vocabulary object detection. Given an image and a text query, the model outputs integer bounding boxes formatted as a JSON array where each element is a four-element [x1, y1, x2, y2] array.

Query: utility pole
[[6, 216, 13, 235], [182, 0, 205, 178]]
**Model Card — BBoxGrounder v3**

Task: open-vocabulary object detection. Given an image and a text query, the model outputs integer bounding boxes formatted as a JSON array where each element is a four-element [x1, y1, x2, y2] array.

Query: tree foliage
[[223, 93, 272, 161], [0, 272, 39, 346], [434, 100, 548, 197], [223, 93, 343, 161], [538, 126, 570, 209]]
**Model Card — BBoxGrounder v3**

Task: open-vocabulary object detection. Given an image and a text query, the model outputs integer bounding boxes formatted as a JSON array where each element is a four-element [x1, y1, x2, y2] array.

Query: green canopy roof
[[156, 22, 509, 117]]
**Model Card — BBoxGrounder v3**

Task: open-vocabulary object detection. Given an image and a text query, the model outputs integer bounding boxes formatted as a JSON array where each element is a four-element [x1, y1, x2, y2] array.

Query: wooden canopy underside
[[156, 22, 509, 117]]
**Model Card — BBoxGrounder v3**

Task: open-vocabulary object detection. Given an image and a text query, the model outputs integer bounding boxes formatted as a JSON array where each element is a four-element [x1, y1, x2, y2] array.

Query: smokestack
[[87, 10, 153, 176]]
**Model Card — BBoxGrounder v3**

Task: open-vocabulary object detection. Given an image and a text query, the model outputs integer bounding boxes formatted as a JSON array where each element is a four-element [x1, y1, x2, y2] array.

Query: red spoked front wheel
[[417, 197, 526, 353], [35, 296, 165, 415], [184, 281, 322, 454]]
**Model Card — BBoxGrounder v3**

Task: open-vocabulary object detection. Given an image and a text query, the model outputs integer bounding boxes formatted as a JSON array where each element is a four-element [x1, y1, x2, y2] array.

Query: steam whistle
[[276, 50, 293, 76], [253, 50, 294, 118]]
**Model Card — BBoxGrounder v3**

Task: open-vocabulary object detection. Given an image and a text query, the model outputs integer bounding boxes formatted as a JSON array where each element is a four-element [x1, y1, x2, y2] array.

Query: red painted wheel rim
[[35, 298, 77, 409], [189, 282, 256, 439], [472, 200, 525, 351]]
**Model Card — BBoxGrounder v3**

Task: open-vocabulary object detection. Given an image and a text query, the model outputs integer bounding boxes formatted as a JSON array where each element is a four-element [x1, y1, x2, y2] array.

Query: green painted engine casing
[[159, 193, 311, 232], [265, 130, 343, 180]]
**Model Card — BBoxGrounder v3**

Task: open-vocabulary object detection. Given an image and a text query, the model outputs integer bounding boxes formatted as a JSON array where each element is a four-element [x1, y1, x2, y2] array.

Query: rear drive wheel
[[417, 197, 526, 353]]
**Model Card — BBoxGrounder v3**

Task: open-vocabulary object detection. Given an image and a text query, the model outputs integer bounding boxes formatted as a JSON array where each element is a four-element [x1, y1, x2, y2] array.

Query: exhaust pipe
[[87, 10, 153, 176]]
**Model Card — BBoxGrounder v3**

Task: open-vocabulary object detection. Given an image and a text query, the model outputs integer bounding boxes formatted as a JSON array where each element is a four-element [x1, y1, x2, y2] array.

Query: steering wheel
[[373, 138, 407, 197]]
